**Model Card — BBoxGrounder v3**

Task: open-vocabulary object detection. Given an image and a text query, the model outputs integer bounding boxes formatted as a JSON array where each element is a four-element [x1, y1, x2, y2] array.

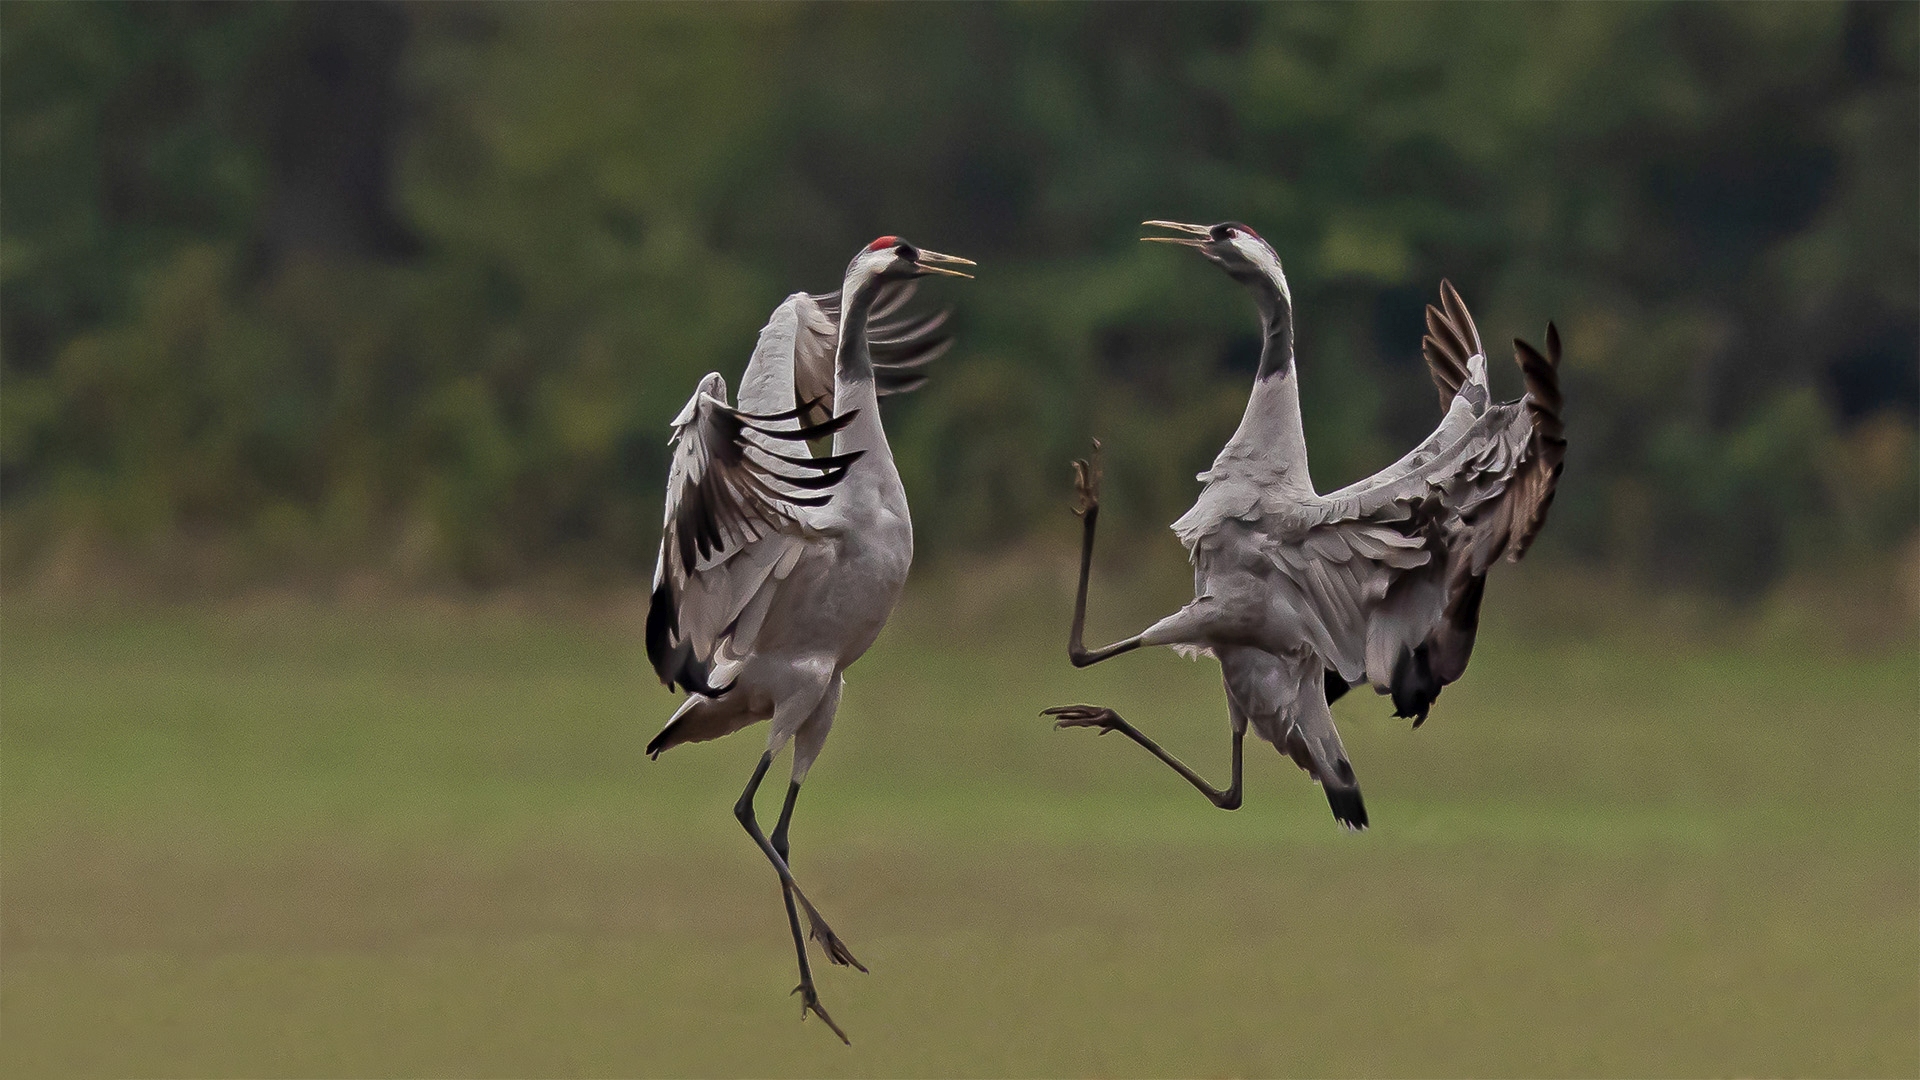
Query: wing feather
[[736, 293, 838, 423], [810, 282, 955, 416], [1255, 285, 1565, 724], [1503, 324, 1565, 561], [646, 373, 863, 695], [1421, 279, 1480, 411]]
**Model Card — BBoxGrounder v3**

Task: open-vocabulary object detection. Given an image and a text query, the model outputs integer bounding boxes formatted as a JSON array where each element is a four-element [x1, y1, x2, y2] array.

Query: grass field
[[3, 566, 1916, 1077]]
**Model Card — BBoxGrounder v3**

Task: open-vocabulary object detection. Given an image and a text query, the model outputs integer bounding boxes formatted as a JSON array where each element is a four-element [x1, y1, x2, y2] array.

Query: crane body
[[1049, 220, 1564, 830], [645, 238, 971, 1042]]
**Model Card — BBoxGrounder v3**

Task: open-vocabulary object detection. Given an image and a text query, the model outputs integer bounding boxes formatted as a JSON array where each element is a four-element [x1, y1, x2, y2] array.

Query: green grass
[[3, 574, 1916, 1077]]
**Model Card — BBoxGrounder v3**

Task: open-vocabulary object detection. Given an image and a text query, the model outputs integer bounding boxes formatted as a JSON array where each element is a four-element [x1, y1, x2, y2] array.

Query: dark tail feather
[[1325, 783, 1369, 831], [645, 724, 672, 759], [1390, 643, 1442, 728]]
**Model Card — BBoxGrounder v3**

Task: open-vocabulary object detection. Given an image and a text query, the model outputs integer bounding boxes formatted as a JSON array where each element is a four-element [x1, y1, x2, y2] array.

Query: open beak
[[1141, 220, 1211, 248], [913, 249, 976, 278]]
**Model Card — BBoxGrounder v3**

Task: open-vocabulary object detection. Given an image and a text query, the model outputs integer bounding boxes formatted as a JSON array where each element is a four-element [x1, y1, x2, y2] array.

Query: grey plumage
[[644, 237, 971, 1044], [1050, 220, 1564, 828], [735, 281, 953, 428]]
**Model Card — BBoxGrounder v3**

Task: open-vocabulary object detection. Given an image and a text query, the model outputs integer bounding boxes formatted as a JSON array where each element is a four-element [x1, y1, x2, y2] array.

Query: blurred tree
[[2, 1, 1913, 592]]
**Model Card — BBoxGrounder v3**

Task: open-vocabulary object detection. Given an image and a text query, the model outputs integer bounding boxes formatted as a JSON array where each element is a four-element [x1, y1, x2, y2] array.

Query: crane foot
[[1071, 439, 1103, 517], [797, 896, 867, 972], [792, 981, 852, 1045], [1043, 704, 1127, 735]]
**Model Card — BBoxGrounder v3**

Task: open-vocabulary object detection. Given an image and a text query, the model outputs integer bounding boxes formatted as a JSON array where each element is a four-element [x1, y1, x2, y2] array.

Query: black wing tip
[[655, 646, 732, 699], [1515, 328, 1563, 377], [742, 402, 858, 442], [1326, 784, 1369, 831], [1323, 669, 1351, 704], [644, 580, 736, 700], [794, 408, 859, 440], [1513, 330, 1566, 436], [644, 580, 678, 684]]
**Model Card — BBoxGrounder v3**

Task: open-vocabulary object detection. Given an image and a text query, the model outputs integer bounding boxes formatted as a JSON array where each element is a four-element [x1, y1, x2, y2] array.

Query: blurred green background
[[4, 1, 1915, 588], [2, 3, 1916, 1077]]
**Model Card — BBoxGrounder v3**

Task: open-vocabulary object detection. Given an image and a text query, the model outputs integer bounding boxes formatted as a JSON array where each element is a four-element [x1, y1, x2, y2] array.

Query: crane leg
[[735, 751, 862, 1044], [1066, 445, 1146, 668], [1041, 705, 1245, 809], [768, 779, 850, 1045]]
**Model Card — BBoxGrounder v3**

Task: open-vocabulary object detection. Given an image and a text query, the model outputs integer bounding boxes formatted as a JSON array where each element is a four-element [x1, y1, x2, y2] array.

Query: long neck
[[832, 270, 893, 460], [1225, 264, 1314, 494]]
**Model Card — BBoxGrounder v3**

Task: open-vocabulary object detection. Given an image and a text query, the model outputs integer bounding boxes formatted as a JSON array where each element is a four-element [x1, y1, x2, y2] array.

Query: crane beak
[[1140, 220, 1210, 247], [912, 249, 976, 278]]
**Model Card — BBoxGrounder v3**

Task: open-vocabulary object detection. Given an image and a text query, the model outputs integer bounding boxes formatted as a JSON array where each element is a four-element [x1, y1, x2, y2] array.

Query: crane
[[645, 236, 973, 1042], [1044, 220, 1564, 829]]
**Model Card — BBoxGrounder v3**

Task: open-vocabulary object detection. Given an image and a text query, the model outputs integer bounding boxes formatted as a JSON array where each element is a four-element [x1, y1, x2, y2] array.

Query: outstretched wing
[[1421, 278, 1481, 411], [1492, 325, 1566, 562], [735, 293, 840, 420], [646, 372, 861, 696], [1284, 284, 1566, 723], [737, 284, 953, 427]]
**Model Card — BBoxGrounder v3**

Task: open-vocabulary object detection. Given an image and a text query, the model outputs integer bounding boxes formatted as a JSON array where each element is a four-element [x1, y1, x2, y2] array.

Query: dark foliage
[[4, 3, 1914, 591]]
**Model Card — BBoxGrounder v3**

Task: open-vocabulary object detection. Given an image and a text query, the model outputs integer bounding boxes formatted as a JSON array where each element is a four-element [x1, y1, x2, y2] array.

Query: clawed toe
[[1071, 439, 1103, 516], [804, 912, 868, 972], [792, 982, 852, 1045], [1042, 704, 1123, 732]]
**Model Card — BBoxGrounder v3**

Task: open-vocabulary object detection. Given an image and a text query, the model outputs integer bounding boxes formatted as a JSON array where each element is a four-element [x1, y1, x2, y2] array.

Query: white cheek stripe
[[1234, 235, 1290, 304]]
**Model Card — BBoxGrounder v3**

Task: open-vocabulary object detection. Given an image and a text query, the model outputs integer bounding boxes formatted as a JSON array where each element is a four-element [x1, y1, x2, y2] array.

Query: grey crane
[[645, 236, 972, 1042], [1044, 220, 1564, 829]]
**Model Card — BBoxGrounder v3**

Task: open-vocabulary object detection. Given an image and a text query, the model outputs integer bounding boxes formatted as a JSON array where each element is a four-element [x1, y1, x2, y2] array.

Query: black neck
[[1246, 275, 1294, 381]]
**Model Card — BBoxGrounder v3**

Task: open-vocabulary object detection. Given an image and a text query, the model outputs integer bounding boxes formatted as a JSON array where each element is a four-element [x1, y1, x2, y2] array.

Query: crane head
[[1141, 220, 1289, 303], [848, 236, 976, 282]]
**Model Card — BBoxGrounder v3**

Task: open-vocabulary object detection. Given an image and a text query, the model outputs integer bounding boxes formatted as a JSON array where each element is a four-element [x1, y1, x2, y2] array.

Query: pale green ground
[[3, 567, 1916, 1077]]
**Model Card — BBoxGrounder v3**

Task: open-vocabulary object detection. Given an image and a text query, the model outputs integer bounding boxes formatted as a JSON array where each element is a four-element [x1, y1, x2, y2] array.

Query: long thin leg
[[1066, 445, 1146, 668], [767, 780, 847, 1043], [1042, 705, 1245, 810], [770, 782, 809, 983], [735, 752, 863, 1043]]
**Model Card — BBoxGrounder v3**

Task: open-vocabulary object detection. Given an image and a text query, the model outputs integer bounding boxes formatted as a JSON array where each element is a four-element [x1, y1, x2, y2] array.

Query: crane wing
[[1263, 284, 1566, 724], [645, 372, 862, 696], [735, 292, 840, 420], [1172, 280, 1495, 552], [738, 285, 954, 427], [1420, 278, 1481, 411], [1324, 292, 1565, 567]]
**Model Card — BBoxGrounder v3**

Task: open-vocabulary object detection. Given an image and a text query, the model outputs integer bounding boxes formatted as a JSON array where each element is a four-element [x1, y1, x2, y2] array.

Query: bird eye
[[895, 242, 916, 260]]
